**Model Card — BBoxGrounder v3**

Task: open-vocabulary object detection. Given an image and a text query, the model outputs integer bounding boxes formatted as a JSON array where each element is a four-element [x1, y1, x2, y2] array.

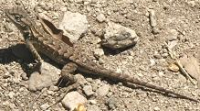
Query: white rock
[[165, 29, 178, 41], [106, 98, 117, 110], [40, 103, 50, 110], [83, 85, 94, 96], [96, 13, 106, 22], [8, 92, 15, 99], [94, 48, 104, 58], [75, 74, 87, 86], [2, 101, 10, 106], [96, 84, 110, 97], [49, 85, 59, 91], [61, 91, 87, 110], [59, 11, 88, 43], [187, 1, 196, 7], [150, 59, 156, 66], [28, 62, 60, 91], [29, 72, 52, 91], [154, 106, 160, 111], [88, 99, 97, 104]]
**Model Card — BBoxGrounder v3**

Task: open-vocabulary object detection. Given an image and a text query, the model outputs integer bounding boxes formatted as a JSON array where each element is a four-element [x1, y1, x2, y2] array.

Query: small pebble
[[60, 6, 67, 12], [166, 29, 179, 41], [106, 98, 117, 110], [94, 49, 104, 58], [187, 1, 196, 7], [154, 106, 160, 111], [86, 78, 93, 83], [83, 85, 94, 97], [154, 53, 161, 59], [8, 92, 15, 99], [40, 103, 50, 110], [61, 91, 87, 110], [21, 72, 28, 80], [150, 59, 156, 66], [168, 63, 179, 72], [158, 71, 164, 77], [96, 84, 110, 97], [34, 6, 43, 13], [88, 99, 97, 105], [75, 74, 87, 86], [96, 13, 106, 22], [161, 53, 168, 58], [47, 90, 54, 95], [49, 85, 59, 91], [92, 79, 102, 91], [148, 9, 159, 34], [87, 105, 101, 111], [3, 72, 10, 79]]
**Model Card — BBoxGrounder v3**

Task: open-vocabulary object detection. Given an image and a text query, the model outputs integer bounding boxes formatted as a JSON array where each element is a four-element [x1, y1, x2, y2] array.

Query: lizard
[[4, 7, 198, 105]]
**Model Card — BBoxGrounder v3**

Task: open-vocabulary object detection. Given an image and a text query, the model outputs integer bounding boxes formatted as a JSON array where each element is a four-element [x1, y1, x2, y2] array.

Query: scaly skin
[[5, 7, 198, 102]]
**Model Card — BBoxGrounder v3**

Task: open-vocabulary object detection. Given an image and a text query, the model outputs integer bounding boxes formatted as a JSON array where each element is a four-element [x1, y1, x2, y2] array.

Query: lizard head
[[5, 8, 32, 39]]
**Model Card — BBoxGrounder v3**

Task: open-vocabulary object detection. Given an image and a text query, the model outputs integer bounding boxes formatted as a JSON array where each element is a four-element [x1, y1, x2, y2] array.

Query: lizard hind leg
[[60, 62, 78, 86]]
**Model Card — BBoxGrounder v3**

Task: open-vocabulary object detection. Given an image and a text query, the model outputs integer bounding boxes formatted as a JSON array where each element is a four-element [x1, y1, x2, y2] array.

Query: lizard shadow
[[0, 44, 41, 78], [0, 44, 35, 65], [0, 47, 17, 64], [101, 43, 137, 55]]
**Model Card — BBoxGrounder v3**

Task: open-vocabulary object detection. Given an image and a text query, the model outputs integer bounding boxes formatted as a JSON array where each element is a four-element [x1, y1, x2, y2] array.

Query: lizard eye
[[15, 15, 21, 22]]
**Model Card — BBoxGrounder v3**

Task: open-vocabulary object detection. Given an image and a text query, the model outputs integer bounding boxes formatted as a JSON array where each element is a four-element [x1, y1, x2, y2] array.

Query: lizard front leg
[[25, 39, 43, 73], [60, 63, 80, 93]]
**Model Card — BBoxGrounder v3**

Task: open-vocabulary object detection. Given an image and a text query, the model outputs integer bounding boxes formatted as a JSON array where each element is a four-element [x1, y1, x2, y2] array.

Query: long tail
[[76, 61, 198, 102], [124, 76, 198, 102]]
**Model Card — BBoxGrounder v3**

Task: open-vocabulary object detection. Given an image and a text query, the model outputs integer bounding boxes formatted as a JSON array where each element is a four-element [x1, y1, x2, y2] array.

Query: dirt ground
[[0, 0, 200, 111]]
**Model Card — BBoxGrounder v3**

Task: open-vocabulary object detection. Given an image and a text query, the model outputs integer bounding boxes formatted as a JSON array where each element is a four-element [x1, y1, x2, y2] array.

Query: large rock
[[59, 11, 88, 43], [102, 22, 138, 50], [28, 62, 60, 91]]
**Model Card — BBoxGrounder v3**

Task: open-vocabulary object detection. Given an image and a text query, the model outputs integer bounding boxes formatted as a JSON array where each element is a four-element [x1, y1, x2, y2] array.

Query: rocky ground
[[0, 0, 200, 111]]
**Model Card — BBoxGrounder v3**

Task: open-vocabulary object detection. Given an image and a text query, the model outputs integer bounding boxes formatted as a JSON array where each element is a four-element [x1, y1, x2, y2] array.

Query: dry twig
[[165, 42, 196, 85]]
